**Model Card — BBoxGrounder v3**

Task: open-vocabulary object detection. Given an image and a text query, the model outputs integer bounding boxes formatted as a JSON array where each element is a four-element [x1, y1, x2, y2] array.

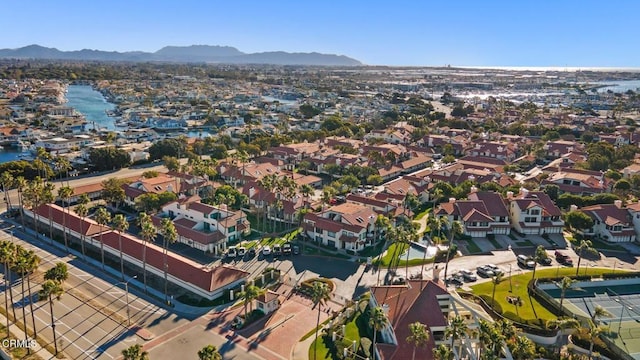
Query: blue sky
[[3, 0, 639, 67]]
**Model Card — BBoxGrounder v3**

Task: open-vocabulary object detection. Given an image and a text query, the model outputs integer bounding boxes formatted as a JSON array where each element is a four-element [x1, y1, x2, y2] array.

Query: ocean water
[[594, 80, 640, 93], [0, 148, 24, 163], [66, 85, 116, 131]]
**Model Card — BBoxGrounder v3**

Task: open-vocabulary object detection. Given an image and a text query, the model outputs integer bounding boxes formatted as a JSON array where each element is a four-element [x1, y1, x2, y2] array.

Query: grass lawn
[[588, 238, 626, 251], [487, 237, 502, 249], [515, 239, 534, 247], [464, 239, 483, 254], [309, 305, 371, 360], [469, 267, 621, 326], [373, 242, 434, 267], [358, 241, 385, 258], [303, 246, 351, 260]]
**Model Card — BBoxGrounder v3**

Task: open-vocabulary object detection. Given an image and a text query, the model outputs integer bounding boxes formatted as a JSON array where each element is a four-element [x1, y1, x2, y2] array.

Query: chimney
[[506, 191, 514, 199], [449, 197, 456, 203], [520, 187, 529, 198], [570, 204, 578, 212], [614, 200, 623, 209], [470, 185, 478, 194], [249, 186, 255, 199]]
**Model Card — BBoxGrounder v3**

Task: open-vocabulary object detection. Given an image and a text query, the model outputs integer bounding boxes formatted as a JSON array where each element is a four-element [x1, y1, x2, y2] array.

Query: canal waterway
[[66, 85, 117, 131]]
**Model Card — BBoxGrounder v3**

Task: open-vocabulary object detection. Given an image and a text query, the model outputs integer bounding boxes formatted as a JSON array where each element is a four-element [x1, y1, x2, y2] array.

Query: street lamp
[[614, 298, 633, 335], [117, 275, 137, 327]]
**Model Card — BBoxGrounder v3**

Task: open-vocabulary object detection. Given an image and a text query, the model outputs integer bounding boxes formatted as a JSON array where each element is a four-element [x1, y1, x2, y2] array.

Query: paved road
[[0, 222, 192, 360]]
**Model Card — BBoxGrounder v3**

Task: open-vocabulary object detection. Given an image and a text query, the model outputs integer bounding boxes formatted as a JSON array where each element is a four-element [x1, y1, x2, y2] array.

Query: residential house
[[123, 174, 180, 207], [435, 190, 511, 237], [507, 189, 564, 235], [542, 169, 608, 196], [302, 203, 377, 252], [579, 201, 636, 243]]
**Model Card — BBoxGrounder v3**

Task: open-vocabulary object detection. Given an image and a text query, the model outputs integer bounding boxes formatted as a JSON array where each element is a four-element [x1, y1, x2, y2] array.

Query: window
[[203, 223, 210, 231], [480, 222, 488, 227], [524, 217, 537, 223], [530, 209, 540, 215], [328, 231, 336, 238], [228, 226, 236, 233], [210, 213, 220, 220]]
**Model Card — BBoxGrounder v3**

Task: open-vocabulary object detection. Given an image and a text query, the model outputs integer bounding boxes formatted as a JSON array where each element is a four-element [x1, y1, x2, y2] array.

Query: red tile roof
[[33, 204, 108, 236]]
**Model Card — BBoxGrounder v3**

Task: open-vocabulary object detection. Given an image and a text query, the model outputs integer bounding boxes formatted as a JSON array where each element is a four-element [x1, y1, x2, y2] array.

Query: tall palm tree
[[159, 218, 177, 304], [0, 172, 14, 211], [299, 184, 314, 208], [13, 247, 32, 342], [44, 262, 69, 285], [23, 179, 41, 241], [590, 304, 613, 323], [310, 281, 331, 360], [407, 321, 430, 360], [0, 241, 16, 332], [491, 273, 504, 307], [23, 249, 40, 338], [15, 176, 27, 229], [42, 181, 56, 243], [39, 280, 63, 356], [112, 214, 129, 281], [404, 225, 419, 278], [138, 212, 155, 293], [197, 345, 222, 360], [121, 343, 149, 360], [241, 284, 260, 320], [370, 306, 389, 358], [57, 185, 74, 253], [442, 220, 462, 283], [75, 203, 89, 261], [445, 314, 468, 358], [586, 320, 609, 360], [432, 344, 453, 360], [532, 245, 548, 280], [375, 216, 392, 286], [575, 239, 598, 276], [558, 276, 576, 310], [95, 207, 111, 271]]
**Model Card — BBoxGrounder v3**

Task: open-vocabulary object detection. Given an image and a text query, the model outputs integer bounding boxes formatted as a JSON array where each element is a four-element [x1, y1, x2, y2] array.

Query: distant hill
[[0, 44, 362, 66]]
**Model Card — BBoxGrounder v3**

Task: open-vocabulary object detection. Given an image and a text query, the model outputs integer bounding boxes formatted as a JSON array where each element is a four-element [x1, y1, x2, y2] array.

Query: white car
[[226, 246, 237, 259], [459, 269, 477, 282], [486, 264, 503, 275], [262, 245, 272, 256], [237, 247, 246, 257]]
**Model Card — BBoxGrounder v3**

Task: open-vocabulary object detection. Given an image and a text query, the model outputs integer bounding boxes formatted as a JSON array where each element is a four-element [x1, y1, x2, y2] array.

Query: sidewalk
[[291, 335, 315, 360], [0, 312, 57, 360]]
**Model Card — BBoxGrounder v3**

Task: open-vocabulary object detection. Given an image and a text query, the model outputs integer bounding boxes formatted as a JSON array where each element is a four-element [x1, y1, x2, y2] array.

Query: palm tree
[[532, 245, 547, 280], [445, 314, 468, 357], [23, 249, 40, 338], [0, 241, 17, 331], [57, 185, 74, 253], [0, 172, 14, 211], [242, 284, 260, 320], [39, 280, 64, 356], [310, 281, 331, 360], [112, 214, 129, 281], [13, 247, 32, 342], [75, 203, 89, 261], [138, 212, 155, 293], [510, 335, 536, 360], [44, 262, 69, 285], [121, 343, 149, 360], [42, 182, 56, 242], [15, 176, 27, 229], [442, 220, 462, 283], [586, 320, 609, 359], [575, 239, 598, 276], [299, 184, 314, 208], [23, 179, 42, 242], [95, 207, 111, 271], [197, 345, 222, 360], [432, 344, 453, 360], [558, 276, 576, 310], [491, 273, 504, 307], [546, 317, 580, 357], [404, 225, 419, 278], [370, 306, 389, 357], [375, 217, 392, 286], [407, 321, 430, 360], [590, 304, 613, 323], [159, 218, 177, 304]]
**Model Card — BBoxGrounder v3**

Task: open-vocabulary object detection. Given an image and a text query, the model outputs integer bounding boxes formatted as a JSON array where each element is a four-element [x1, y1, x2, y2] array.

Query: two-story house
[[158, 200, 251, 254], [434, 190, 511, 237], [302, 203, 377, 253], [508, 189, 564, 235], [580, 201, 637, 243]]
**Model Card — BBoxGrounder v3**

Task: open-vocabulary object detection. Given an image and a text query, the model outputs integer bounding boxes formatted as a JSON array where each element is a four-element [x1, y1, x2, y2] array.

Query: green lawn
[[309, 304, 371, 360], [470, 268, 621, 326], [303, 246, 351, 259], [515, 239, 535, 247], [373, 242, 434, 267], [588, 238, 626, 251], [487, 237, 502, 249], [358, 241, 385, 258], [464, 239, 483, 254]]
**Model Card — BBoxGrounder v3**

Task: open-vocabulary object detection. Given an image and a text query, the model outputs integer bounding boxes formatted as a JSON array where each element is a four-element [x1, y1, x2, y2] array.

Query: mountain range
[[0, 44, 362, 66]]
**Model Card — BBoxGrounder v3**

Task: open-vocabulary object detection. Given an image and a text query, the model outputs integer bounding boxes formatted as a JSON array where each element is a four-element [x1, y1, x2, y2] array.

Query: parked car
[[517, 254, 536, 268], [476, 265, 495, 277], [446, 275, 464, 286], [539, 256, 552, 265], [292, 245, 300, 255], [226, 246, 237, 259], [555, 250, 573, 266], [459, 269, 477, 282], [237, 247, 246, 257], [485, 264, 503, 275], [273, 244, 282, 256], [262, 245, 272, 256], [282, 242, 292, 255], [248, 248, 256, 257]]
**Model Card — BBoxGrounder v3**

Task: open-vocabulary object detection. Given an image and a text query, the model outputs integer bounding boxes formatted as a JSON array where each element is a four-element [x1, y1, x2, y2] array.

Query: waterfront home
[[35, 135, 96, 154]]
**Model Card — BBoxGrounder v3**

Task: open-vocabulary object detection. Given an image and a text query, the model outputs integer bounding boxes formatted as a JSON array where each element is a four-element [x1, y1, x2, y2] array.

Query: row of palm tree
[[38, 262, 69, 356], [120, 343, 222, 360]]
